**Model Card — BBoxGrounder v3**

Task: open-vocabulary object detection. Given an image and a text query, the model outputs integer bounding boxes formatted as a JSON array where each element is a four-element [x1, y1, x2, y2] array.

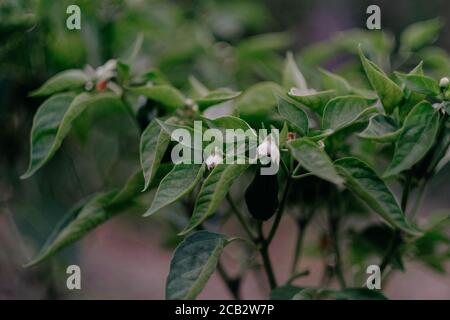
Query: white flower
[[84, 81, 94, 91], [432, 103, 447, 114], [95, 59, 117, 81], [288, 87, 316, 96], [317, 140, 325, 149], [439, 77, 449, 88], [205, 147, 222, 170], [185, 98, 199, 112], [432, 103, 442, 110], [85, 59, 117, 82], [257, 134, 280, 165]]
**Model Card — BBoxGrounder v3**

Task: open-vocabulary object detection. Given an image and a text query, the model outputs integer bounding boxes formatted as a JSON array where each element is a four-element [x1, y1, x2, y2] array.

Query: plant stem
[[291, 172, 314, 179], [254, 172, 292, 291], [120, 95, 139, 127], [257, 222, 277, 289], [401, 173, 413, 212], [260, 246, 277, 289], [329, 215, 346, 288], [290, 223, 306, 274], [380, 172, 413, 274], [380, 230, 400, 273], [410, 181, 427, 220], [286, 270, 310, 284], [226, 193, 256, 241], [267, 177, 292, 244], [217, 262, 241, 300]]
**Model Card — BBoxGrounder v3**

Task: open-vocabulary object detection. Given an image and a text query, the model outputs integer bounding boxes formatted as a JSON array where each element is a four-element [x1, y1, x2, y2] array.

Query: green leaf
[[422, 47, 450, 75], [22, 93, 75, 178], [180, 164, 249, 235], [270, 285, 303, 300], [196, 90, 241, 111], [322, 95, 375, 132], [358, 114, 401, 143], [320, 68, 352, 94], [155, 118, 195, 136], [155, 118, 199, 150], [237, 32, 291, 56], [130, 85, 186, 111], [428, 121, 450, 174], [288, 138, 343, 185], [400, 74, 440, 96], [292, 288, 332, 300], [282, 52, 308, 90], [350, 224, 404, 268], [384, 101, 440, 178], [279, 122, 289, 147], [203, 115, 254, 132], [277, 95, 309, 136], [21, 93, 123, 179], [444, 102, 450, 116], [400, 18, 443, 52], [111, 170, 145, 204], [288, 89, 336, 115], [25, 192, 116, 267], [144, 164, 205, 217], [117, 61, 130, 84], [334, 288, 387, 300], [409, 61, 425, 76], [25, 171, 143, 267], [235, 82, 283, 117], [359, 47, 403, 113], [188, 76, 209, 97], [140, 120, 171, 191], [143, 68, 169, 85], [284, 287, 387, 300], [334, 157, 420, 235], [166, 231, 234, 300], [30, 69, 87, 96]]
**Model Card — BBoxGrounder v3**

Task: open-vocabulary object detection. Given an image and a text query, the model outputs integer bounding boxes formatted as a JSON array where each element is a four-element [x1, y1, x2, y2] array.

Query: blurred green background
[[1, 0, 449, 299]]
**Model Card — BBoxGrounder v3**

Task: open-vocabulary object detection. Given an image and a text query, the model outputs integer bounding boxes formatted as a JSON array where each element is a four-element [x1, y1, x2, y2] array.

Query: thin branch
[[410, 181, 427, 220], [226, 193, 256, 241], [286, 270, 310, 284], [380, 172, 413, 274], [291, 172, 314, 179], [329, 214, 346, 289], [217, 261, 241, 300], [290, 223, 306, 274], [267, 177, 292, 244], [257, 222, 277, 289]]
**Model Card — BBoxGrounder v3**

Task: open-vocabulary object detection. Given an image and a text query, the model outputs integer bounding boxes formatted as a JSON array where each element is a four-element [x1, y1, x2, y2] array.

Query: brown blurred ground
[[1, 211, 449, 300]]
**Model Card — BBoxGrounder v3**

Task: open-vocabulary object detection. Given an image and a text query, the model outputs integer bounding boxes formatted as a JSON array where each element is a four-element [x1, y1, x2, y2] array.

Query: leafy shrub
[[21, 18, 450, 300]]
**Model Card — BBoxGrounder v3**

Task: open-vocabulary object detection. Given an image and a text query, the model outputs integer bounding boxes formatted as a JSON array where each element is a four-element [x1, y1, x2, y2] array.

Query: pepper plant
[[21, 19, 450, 300]]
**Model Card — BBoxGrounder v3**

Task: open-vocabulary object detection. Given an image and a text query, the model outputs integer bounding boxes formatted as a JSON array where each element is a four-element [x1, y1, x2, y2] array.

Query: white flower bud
[[432, 103, 442, 110], [439, 77, 449, 88], [95, 59, 117, 81], [185, 98, 194, 106], [257, 135, 280, 165], [84, 81, 94, 91], [289, 87, 316, 96], [107, 81, 123, 95], [205, 147, 222, 170]]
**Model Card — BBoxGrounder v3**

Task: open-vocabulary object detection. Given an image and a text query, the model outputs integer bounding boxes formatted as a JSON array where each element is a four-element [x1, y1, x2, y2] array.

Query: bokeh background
[[1, 0, 449, 299]]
